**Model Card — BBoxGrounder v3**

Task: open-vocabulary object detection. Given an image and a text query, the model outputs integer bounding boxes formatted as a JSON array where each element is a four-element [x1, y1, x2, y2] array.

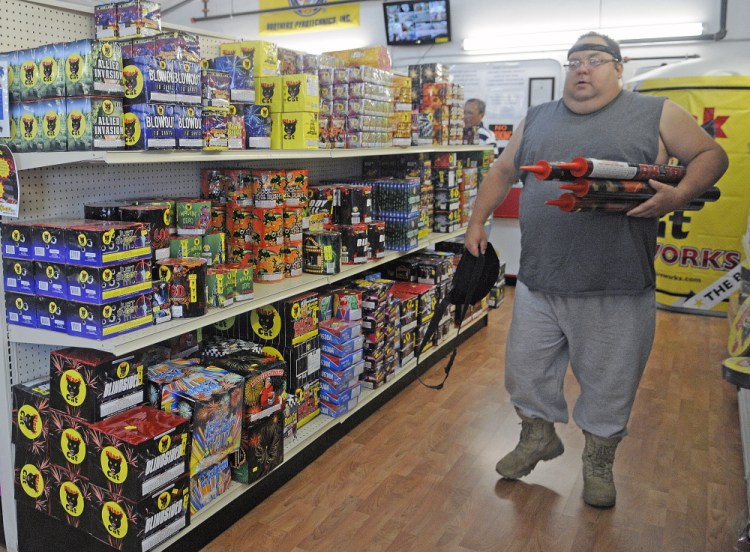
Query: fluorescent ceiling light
[[463, 22, 704, 54]]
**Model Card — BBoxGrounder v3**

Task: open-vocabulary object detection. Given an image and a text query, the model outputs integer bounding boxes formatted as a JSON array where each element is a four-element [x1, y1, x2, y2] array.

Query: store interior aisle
[[201, 285, 747, 552], [74, 284, 735, 552]]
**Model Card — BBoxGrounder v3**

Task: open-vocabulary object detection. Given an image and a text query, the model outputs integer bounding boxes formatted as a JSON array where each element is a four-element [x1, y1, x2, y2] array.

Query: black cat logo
[[257, 308, 275, 335], [106, 450, 122, 478], [123, 69, 138, 95], [22, 469, 39, 493], [107, 506, 123, 533], [68, 57, 80, 79], [261, 82, 275, 103], [20, 411, 38, 433], [71, 113, 82, 135], [22, 116, 34, 138], [286, 81, 300, 101], [64, 485, 79, 513], [46, 114, 57, 136], [65, 374, 81, 402], [23, 64, 35, 85], [282, 119, 297, 140], [158, 492, 170, 509], [66, 434, 81, 460], [42, 60, 53, 82], [123, 114, 137, 142]]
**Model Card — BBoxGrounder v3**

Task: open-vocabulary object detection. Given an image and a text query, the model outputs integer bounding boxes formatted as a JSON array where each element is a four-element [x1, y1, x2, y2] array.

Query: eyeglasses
[[564, 57, 618, 72]]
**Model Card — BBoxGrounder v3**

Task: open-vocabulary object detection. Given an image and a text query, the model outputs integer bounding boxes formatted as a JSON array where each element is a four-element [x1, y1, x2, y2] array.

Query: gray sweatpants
[[505, 281, 656, 439]]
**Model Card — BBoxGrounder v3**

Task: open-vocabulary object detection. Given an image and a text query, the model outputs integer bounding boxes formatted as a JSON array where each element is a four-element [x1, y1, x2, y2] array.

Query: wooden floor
[[197, 286, 744, 551]]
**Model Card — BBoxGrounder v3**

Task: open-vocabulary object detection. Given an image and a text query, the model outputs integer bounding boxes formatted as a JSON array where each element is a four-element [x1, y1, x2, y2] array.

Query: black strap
[[416, 251, 486, 390]]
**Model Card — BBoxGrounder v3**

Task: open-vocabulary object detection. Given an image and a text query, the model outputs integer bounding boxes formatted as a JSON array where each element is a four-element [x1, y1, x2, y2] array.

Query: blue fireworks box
[[243, 103, 271, 148], [213, 56, 255, 103], [190, 456, 231, 514]]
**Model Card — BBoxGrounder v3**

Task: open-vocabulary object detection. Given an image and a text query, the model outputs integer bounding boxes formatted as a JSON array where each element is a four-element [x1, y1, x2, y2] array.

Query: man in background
[[464, 98, 497, 152]]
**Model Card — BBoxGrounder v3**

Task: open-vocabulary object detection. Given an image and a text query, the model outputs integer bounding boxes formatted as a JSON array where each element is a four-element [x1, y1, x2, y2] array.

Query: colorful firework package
[[66, 257, 153, 304], [190, 456, 231, 514], [86, 405, 190, 499], [254, 244, 284, 282], [12, 377, 51, 462], [122, 57, 174, 104], [212, 55, 255, 103], [253, 206, 284, 246], [249, 292, 319, 347], [206, 267, 234, 307], [50, 347, 146, 423], [202, 106, 229, 150], [123, 103, 176, 150], [224, 169, 254, 206], [285, 169, 308, 207], [229, 411, 284, 485], [47, 462, 90, 528], [65, 39, 124, 96], [226, 263, 254, 301], [87, 474, 189, 552], [226, 105, 246, 150], [253, 169, 285, 208], [219, 40, 279, 77], [302, 230, 341, 275], [283, 243, 303, 278], [66, 96, 125, 151], [174, 104, 203, 149], [120, 204, 171, 250], [175, 198, 211, 235], [243, 104, 271, 148], [67, 292, 154, 339], [3, 257, 34, 295], [145, 359, 200, 410], [201, 68, 231, 108], [156, 257, 208, 318], [338, 224, 369, 264], [169, 235, 202, 259], [283, 207, 304, 243]]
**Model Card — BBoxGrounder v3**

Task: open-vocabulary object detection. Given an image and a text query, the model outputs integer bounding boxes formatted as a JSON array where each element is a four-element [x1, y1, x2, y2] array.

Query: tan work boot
[[495, 411, 564, 479], [582, 430, 621, 508]]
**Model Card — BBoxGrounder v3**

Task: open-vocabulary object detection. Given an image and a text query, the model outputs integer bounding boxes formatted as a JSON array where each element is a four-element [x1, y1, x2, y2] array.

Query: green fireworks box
[[66, 96, 125, 151], [12, 377, 51, 461], [87, 474, 189, 552], [49, 347, 146, 423], [87, 405, 190, 500], [229, 411, 284, 485], [65, 39, 124, 96]]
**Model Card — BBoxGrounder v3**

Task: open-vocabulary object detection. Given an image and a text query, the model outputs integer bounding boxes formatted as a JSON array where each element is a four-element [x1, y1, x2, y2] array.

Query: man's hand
[[626, 179, 690, 218], [464, 222, 487, 257]]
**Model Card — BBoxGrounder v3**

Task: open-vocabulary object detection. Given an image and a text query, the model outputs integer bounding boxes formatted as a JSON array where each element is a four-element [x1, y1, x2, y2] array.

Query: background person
[[464, 98, 497, 152], [464, 31, 728, 508]]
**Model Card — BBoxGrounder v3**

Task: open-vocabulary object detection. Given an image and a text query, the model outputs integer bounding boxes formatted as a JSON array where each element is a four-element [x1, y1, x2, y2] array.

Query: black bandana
[[567, 42, 622, 61]]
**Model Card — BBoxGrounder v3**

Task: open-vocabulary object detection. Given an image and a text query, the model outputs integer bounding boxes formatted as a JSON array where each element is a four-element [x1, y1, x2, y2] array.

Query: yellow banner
[[259, 0, 360, 36], [638, 76, 750, 314]]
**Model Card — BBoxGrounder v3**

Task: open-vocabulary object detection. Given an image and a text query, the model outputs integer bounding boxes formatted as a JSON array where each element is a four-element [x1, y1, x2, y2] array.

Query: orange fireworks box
[[87, 405, 190, 500], [49, 347, 146, 423], [87, 474, 189, 552]]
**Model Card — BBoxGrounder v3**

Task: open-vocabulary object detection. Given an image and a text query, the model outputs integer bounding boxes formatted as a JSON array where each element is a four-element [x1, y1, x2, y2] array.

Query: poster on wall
[[0, 144, 20, 217], [259, 0, 360, 35], [637, 76, 750, 315]]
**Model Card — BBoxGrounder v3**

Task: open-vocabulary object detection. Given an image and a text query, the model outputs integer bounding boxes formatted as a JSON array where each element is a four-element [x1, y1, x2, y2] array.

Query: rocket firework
[[556, 157, 686, 183], [560, 179, 721, 202], [546, 193, 705, 213], [520, 160, 576, 181]]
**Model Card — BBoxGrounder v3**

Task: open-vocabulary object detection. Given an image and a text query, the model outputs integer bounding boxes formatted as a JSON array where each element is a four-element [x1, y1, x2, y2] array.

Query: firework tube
[[556, 157, 686, 183], [547, 193, 706, 213], [560, 179, 721, 202], [520, 160, 576, 181]]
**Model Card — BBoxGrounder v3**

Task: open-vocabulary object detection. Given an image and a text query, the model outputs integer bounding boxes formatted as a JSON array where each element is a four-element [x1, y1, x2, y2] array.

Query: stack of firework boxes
[[408, 63, 465, 146], [220, 41, 319, 150], [2, 218, 154, 339], [145, 357, 243, 515], [432, 151, 480, 232], [12, 345, 192, 552], [0, 38, 125, 152]]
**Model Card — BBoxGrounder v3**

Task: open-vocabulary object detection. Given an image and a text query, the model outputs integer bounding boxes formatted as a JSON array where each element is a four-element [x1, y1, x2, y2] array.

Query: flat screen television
[[383, 0, 451, 46]]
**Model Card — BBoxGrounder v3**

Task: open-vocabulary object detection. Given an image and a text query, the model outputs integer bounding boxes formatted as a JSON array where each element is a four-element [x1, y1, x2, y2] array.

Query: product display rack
[[0, 2, 494, 550]]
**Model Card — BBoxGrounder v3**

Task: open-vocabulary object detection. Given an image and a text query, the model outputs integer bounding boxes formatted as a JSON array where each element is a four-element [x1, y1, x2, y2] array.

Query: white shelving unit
[[0, 2, 494, 550]]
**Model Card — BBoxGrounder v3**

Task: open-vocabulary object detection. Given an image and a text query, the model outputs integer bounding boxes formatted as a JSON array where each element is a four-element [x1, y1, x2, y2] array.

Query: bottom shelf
[[15, 311, 490, 552]]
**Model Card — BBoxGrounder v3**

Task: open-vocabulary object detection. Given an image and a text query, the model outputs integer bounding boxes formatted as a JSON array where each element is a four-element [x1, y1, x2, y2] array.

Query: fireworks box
[[201, 69, 231, 108], [170, 235, 203, 258], [35, 43, 66, 99], [244, 104, 271, 148], [174, 60, 201, 104], [416, 254, 454, 286], [48, 465, 90, 529], [433, 209, 460, 233], [66, 96, 125, 151], [208, 353, 286, 426], [145, 359, 199, 409], [200, 336, 265, 364], [65, 219, 151, 267], [15, 456, 52, 514], [153, 31, 201, 63], [35, 295, 68, 333], [212, 56, 255, 103], [320, 359, 364, 389], [435, 186, 461, 211], [283, 393, 297, 445], [280, 111, 319, 150], [320, 380, 361, 406], [87, 405, 190, 499], [320, 395, 359, 418], [124, 103, 176, 149], [332, 289, 363, 321], [254, 76, 281, 112], [116, 0, 162, 39], [230, 412, 284, 485], [174, 104, 203, 149], [202, 106, 229, 150], [5, 291, 38, 328], [50, 347, 145, 422], [248, 292, 319, 347], [320, 347, 363, 371], [31, 219, 75, 262], [0, 50, 19, 103], [320, 334, 364, 357], [220, 40, 278, 77], [393, 281, 436, 325], [4, 257, 35, 294], [122, 56, 173, 104], [226, 105, 246, 150], [162, 368, 244, 476], [2, 220, 34, 259], [33, 260, 68, 299], [67, 292, 154, 339], [336, 185, 373, 225], [278, 335, 321, 405], [88, 475, 189, 552], [17, 48, 41, 102], [65, 39, 124, 96], [295, 377, 320, 428], [190, 456, 231, 514], [282, 74, 319, 112], [12, 377, 51, 460], [393, 290, 418, 332], [33, 98, 67, 152]]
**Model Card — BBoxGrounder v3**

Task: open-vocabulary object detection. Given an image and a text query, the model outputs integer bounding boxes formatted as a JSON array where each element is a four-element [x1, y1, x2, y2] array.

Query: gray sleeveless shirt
[[514, 90, 666, 295]]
